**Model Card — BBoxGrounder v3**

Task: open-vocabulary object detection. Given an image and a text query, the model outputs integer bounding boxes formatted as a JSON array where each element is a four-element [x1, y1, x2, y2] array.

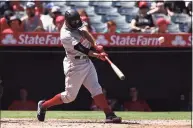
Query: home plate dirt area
[[0, 118, 191, 128]]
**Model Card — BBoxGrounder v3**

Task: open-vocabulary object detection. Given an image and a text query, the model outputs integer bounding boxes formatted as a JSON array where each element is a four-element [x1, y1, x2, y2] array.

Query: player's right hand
[[94, 45, 104, 53], [97, 52, 108, 61]]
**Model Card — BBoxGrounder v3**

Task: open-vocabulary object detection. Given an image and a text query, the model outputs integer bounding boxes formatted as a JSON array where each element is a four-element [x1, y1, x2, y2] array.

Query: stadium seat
[[118, 7, 139, 15], [60, 6, 72, 15], [65, 0, 77, 6], [73, 1, 90, 8], [103, 15, 126, 23], [53, 2, 66, 7], [102, 13, 121, 22], [16, 11, 26, 18], [152, 13, 170, 24], [112, 1, 121, 7], [116, 22, 129, 29], [89, 15, 102, 23], [94, 23, 107, 33], [152, 13, 169, 20], [119, 1, 136, 7], [89, 1, 99, 6], [170, 14, 191, 32], [120, 28, 132, 33], [171, 13, 191, 23], [96, 1, 113, 7], [95, 6, 118, 15], [126, 15, 136, 23], [178, 22, 191, 32], [84, 7, 96, 17], [119, 25, 133, 33], [91, 22, 104, 28], [114, 17, 127, 25], [167, 23, 181, 33]]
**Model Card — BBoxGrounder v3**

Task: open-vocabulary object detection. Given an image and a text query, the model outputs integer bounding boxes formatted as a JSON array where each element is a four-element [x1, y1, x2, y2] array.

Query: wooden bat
[[105, 56, 125, 80]]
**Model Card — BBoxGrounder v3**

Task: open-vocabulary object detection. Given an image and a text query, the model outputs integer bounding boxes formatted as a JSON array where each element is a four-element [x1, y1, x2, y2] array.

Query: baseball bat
[[105, 56, 125, 80]]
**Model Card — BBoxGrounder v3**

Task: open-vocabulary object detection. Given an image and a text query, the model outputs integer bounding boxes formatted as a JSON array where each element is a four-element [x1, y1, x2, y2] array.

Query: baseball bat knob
[[120, 76, 125, 80]]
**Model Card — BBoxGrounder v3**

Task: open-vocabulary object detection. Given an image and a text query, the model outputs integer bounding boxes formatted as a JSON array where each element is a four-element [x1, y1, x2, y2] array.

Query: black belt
[[75, 56, 89, 59]]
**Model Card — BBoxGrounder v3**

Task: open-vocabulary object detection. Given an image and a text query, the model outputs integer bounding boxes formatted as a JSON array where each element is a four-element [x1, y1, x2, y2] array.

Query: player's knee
[[60, 92, 77, 103], [68, 94, 76, 102], [91, 86, 102, 98]]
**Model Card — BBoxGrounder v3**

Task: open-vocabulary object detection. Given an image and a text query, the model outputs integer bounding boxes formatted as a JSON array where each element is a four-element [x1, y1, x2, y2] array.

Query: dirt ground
[[0, 118, 191, 128]]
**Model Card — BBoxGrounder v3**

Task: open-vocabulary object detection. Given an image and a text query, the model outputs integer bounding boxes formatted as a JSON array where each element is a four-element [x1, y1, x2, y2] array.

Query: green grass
[[1, 111, 191, 120]]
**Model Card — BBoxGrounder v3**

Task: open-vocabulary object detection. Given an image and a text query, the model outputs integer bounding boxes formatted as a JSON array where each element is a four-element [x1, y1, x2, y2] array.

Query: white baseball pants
[[61, 57, 102, 103]]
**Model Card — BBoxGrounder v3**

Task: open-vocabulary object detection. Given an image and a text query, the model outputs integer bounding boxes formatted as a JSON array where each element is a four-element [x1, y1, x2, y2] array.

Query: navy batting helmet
[[65, 9, 83, 29]]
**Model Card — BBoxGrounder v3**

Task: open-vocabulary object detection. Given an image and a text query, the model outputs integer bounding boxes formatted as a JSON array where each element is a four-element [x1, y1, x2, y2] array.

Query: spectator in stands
[[22, 2, 44, 32], [41, 6, 62, 32], [173, 1, 187, 14], [130, 1, 155, 33], [8, 88, 37, 110], [148, 1, 187, 16], [34, 0, 44, 16], [2, 15, 23, 33], [163, 1, 188, 16], [0, 10, 14, 33], [10, 1, 24, 12], [124, 87, 151, 111], [187, 2, 192, 16], [0, 1, 13, 18], [178, 93, 189, 111], [50, 6, 62, 20], [151, 17, 170, 34], [90, 88, 118, 111], [54, 15, 65, 32], [43, 2, 54, 15], [78, 9, 96, 33], [147, 1, 168, 15], [104, 21, 120, 34], [41, 3, 54, 32]]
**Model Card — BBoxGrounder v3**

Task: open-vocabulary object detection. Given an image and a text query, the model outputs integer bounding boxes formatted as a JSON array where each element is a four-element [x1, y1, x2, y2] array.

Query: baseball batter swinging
[[37, 9, 122, 123]]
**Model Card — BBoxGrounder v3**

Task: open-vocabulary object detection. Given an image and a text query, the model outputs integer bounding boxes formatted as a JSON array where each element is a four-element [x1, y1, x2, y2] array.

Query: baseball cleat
[[105, 112, 122, 123], [37, 100, 46, 122]]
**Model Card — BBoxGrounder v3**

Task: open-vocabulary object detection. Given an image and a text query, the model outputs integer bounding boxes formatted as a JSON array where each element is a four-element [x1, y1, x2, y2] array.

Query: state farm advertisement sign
[[0, 33, 61, 47], [0, 32, 192, 47], [94, 33, 192, 47]]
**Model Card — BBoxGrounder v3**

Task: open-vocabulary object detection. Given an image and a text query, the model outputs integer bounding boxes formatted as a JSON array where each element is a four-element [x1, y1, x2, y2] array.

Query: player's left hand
[[97, 52, 108, 61], [95, 45, 104, 53]]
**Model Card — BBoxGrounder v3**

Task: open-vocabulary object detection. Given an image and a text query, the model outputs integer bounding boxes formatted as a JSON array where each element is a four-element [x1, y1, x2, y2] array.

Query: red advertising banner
[[93, 33, 192, 47], [0, 32, 192, 47], [0, 33, 61, 47]]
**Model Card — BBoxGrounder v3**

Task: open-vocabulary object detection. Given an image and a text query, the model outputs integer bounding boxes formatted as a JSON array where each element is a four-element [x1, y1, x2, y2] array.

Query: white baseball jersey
[[60, 24, 91, 59], [59, 24, 102, 103]]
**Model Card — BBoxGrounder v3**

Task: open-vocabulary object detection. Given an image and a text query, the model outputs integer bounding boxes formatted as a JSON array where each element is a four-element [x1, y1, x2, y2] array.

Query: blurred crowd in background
[[0, 77, 191, 112], [3, 86, 192, 111], [0, 0, 192, 34]]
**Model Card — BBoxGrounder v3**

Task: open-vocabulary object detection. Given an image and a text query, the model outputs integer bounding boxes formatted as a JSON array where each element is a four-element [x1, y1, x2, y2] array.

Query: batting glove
[[97, 52, 108, 61], [95, 45, 104, 53]]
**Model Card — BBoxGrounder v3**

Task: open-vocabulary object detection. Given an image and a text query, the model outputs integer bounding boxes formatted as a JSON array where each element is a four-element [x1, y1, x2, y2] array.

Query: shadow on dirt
[[62, 120, 140, 125], [0, 120, 18, 123]]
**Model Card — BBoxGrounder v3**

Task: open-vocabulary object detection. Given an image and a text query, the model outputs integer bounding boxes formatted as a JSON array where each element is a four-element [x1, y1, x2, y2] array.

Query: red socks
[[93, 94, 112, 114], [42, 93, 63, 109], [42, 93, 112, 115]]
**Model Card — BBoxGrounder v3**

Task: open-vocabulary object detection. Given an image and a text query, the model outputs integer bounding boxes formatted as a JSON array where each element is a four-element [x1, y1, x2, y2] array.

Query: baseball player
[[37, 9, 122, 123]]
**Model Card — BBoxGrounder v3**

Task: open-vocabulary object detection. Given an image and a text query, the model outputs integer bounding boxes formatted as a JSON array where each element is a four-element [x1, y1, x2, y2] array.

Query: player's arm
[[80, 28, 96, 47], [74, 43, 107, 61], [80, 29, 104, 52]]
